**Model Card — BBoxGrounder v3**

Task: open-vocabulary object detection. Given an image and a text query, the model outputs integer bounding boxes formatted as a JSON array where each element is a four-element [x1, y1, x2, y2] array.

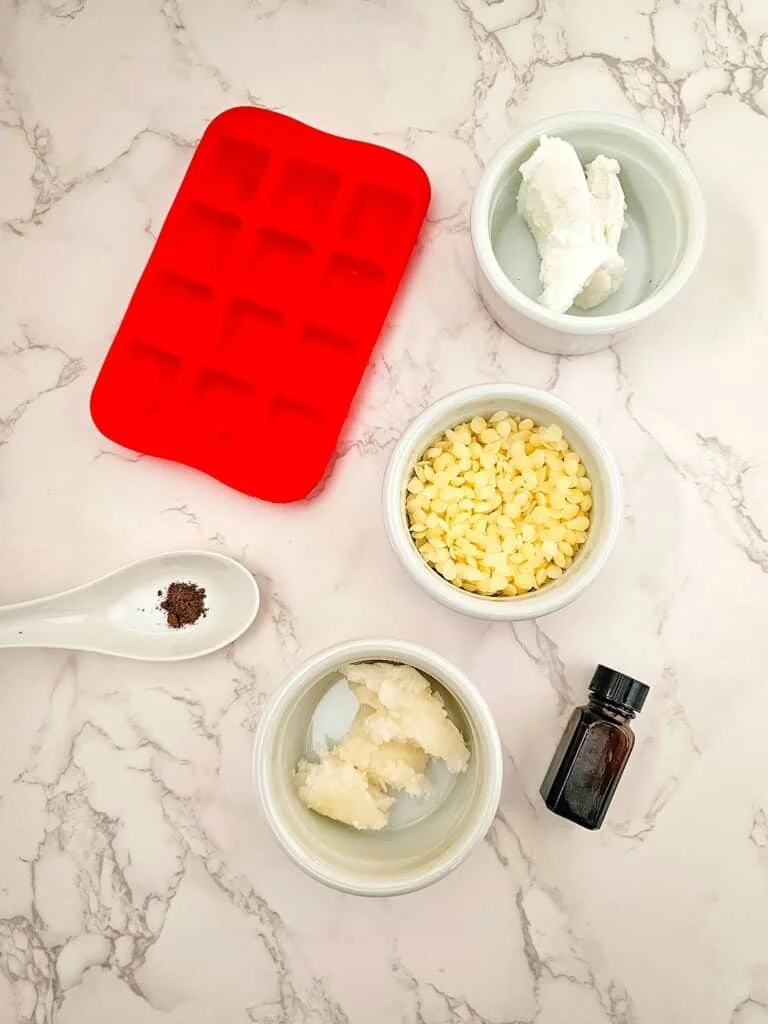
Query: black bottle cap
[[589, 665, 650, 713]]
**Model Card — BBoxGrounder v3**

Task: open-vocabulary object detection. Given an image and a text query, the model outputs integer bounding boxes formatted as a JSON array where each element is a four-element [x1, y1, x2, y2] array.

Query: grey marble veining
[[1, 1, 768, 1021]]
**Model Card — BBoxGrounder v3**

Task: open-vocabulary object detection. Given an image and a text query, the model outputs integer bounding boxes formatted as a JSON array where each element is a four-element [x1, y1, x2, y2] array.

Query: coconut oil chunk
[[342, 662, 470, 774], [295, 756, 393, 831], [517, 136, 626, 313]]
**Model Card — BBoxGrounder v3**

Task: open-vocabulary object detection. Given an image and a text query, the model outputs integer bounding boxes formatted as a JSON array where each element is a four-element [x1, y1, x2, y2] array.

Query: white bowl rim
[[471, 110, 707, 336], [383, 383, 623, 622], [253, 637, 503, 897]]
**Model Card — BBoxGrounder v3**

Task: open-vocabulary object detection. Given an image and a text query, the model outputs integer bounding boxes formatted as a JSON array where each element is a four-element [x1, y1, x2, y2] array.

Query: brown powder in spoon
[[159, 582, 207, 629]]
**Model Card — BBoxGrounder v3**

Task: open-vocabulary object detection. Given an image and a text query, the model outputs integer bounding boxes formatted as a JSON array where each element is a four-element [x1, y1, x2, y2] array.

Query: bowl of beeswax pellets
[[382, 384, 622, 621]]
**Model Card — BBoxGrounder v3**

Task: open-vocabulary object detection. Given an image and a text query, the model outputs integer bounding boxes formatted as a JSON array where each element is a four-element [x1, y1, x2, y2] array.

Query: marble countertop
[[1, 1, 767, 1021]]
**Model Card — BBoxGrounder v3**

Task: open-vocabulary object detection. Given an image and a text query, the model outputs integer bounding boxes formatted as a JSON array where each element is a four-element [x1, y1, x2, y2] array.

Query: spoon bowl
[[0, 551, 260, 660]]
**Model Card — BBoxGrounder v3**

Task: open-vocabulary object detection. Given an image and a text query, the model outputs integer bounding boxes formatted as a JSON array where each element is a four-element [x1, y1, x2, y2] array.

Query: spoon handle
[[0, 601, 91, 650]]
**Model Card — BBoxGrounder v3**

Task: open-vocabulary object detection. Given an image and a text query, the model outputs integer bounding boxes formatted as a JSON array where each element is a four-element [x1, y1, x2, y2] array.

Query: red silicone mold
[[91, 107, 430, 502]]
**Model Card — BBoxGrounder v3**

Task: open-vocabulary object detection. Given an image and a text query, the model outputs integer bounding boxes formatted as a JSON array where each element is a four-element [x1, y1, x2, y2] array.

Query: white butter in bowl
[[471, 112, 706, 355], [253, 638, 502, 897], [296, 662, 470, 831], [517, 135, 626, 314]]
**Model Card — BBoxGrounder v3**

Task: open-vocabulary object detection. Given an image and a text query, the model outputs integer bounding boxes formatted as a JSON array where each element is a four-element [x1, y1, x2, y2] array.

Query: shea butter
[[295, 662, 470, 830], [517, 135, 626, 313]]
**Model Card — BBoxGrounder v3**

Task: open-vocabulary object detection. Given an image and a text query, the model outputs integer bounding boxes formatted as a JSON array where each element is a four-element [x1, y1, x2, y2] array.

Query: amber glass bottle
[[540, 665, 650, 830]]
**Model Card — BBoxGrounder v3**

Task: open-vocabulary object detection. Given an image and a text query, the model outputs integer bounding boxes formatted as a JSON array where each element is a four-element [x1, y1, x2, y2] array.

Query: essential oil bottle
[[540, 665, 650, 830]]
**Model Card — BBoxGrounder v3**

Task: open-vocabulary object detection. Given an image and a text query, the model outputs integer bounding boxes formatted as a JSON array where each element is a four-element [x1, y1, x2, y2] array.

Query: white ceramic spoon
[[0, 551, 260, 661]]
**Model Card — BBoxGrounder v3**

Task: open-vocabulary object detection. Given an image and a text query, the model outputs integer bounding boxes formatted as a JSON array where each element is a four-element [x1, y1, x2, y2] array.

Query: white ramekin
[[472, 112, 706, 356], [383, 383, 622, 621], [254, 638, 503, 897]]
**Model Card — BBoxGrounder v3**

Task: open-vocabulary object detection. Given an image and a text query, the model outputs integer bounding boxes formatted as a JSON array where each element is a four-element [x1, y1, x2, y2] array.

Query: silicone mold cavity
[[146, 273, 212, 351], [196, 370, 255, 442], [276, 159, 340, 227], [222, 299, 283, 366], [126, 344, 181, 412], [345, 183, 413, 252], [202, 136, 270, 206], [248, 228, 313, 302], [173, 203, 242, 278]]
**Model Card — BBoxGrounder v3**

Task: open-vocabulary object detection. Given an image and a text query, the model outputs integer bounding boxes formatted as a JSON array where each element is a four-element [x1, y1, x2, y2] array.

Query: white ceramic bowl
[[254, 638, 503, 897], [472, 112, 706, 356], [383, 383, 622, 621]]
